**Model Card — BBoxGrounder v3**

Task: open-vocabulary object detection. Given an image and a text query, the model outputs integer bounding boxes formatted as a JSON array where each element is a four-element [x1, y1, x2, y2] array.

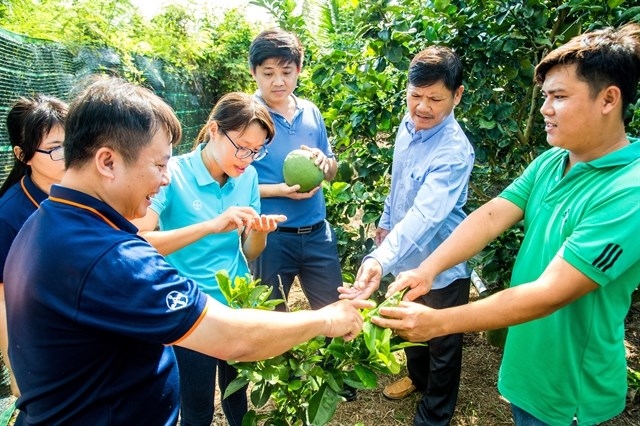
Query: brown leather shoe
[[383, 376, 416, 400]]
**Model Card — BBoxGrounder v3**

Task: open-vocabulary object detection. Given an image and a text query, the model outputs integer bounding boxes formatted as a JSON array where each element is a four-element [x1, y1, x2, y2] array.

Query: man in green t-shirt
[[344, 23, 640, 425]]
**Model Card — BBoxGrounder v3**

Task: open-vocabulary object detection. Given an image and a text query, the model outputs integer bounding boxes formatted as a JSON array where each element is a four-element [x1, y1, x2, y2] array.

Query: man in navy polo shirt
[[3, 76, 369, 426]]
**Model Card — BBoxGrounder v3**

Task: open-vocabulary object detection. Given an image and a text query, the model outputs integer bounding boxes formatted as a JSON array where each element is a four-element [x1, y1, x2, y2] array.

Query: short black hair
[[249, 28, 303, 71], [535, 23, 640, 116], [408, 46, 463, 92], [64, 76, 182, 169]]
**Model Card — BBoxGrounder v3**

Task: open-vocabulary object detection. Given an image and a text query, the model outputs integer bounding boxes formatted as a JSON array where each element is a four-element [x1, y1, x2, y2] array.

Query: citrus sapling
[[218, 272, 424, 426]]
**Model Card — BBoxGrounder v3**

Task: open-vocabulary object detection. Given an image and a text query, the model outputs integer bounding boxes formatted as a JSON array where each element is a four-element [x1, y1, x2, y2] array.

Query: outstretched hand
[[338, 257, 383, 300], [250, 214, 287, 233], [370, 301, 438, 342], [211, 206, 260, 234], [321, 299, 376, 341], [385, 269, 433, 301]]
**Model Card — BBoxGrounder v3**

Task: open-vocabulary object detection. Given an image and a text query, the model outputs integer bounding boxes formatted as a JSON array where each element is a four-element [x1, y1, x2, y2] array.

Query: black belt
[[276, 220, 324, 234]]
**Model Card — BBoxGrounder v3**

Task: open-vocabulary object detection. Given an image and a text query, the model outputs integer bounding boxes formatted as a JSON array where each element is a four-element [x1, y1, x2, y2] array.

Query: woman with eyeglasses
[[132, 91, 285, 426], [0, 94, 68, 400]]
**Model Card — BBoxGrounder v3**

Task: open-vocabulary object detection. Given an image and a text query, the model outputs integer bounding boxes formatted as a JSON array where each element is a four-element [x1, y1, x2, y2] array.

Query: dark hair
[[408, 46, 463, 92], [64, 76, 182, 169], [535, 23, 640, 117], [0, 94, 68, 197], [193, 92, 275, 149], [249, 28, 304, 71]]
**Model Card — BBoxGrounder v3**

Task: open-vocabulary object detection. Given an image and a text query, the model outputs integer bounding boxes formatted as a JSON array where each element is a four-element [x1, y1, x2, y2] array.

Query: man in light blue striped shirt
[[340, 46, 474, 426]]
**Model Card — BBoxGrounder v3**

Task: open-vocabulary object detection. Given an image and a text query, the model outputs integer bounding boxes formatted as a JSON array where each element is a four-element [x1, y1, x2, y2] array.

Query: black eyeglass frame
[[220, 128, 269, 161], [35, 146, 64, 161]]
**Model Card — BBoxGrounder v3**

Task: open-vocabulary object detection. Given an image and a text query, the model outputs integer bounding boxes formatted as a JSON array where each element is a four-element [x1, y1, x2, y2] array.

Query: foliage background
[[0, 0, 638, 289]]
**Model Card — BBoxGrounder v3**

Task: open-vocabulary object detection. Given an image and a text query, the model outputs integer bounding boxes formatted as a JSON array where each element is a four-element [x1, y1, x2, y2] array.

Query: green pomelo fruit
[[282, 149, 324, 192]]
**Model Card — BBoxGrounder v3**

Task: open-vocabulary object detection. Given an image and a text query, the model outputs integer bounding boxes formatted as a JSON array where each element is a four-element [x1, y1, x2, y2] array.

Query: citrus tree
[[254, 0, 639, 290]]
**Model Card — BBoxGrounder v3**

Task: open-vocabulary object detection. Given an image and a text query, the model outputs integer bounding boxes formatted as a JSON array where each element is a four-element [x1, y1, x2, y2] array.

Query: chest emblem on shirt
[[192, 199, 202, 211], [166, 291, 189, 310], [592, 243, 623, 273]]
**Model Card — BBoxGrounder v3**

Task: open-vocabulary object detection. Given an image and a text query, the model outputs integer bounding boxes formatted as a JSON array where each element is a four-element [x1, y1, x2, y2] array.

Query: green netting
[[0, 26, 213, 185]]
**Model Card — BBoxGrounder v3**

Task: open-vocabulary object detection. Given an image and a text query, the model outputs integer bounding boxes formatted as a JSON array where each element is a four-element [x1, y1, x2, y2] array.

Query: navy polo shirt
[[0, 175, 48, 282], [4, 185, 208, 425]]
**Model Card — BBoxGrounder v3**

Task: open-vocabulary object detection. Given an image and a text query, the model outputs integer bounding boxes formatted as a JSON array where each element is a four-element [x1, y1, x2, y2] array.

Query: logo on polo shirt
[[592, 243, 623, 273], [166, 291, 189, 310], [192, 199, 203, 211]]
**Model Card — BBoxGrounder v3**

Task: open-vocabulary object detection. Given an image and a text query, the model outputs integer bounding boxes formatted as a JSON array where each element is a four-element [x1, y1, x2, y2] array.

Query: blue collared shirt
[[369, 112, 474, 289], [150, 144, 260, 304], [0, 174, 47, 282], [251, 93, 333, 227]]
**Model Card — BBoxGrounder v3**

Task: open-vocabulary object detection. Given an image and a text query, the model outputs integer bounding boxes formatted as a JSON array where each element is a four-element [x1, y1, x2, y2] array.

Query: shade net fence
[[0, 27, 216, 397], [0, 27, 214, 185]]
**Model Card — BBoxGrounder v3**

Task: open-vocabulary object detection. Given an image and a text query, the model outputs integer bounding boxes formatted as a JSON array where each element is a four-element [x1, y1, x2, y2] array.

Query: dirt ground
[[207, 283, 639, 426]]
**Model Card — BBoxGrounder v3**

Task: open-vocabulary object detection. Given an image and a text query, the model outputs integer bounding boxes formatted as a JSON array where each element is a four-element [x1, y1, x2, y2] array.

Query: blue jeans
[[511, 404, 580, 426], [249, 220, 342, 310], [174, 346, 247, 426]]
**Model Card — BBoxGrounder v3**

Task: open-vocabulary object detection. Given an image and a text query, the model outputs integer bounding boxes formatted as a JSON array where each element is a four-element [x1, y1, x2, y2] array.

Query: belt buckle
[[297, 226, 313, 234]]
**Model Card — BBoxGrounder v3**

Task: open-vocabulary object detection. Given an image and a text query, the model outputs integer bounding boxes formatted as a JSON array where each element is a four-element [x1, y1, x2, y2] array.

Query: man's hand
[[320, 299, 376, 341], [301, 144, 331, 177], [278, 182, 321, 199], [386, 269, 433, 301], [339, 257, 382, 300], [370, 301, 439, 342], [374, 227, 390, 246]]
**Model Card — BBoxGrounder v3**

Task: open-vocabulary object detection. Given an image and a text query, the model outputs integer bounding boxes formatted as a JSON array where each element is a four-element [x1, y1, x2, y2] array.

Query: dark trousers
[[249, 220, 342, 310], [174, 346, 247, 426], [407, 277, 470, 426]]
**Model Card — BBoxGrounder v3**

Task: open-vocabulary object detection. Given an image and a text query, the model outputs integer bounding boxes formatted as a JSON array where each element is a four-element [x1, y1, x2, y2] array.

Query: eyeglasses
[[35, 146, 64, 161], [220, 129, 268, 161]]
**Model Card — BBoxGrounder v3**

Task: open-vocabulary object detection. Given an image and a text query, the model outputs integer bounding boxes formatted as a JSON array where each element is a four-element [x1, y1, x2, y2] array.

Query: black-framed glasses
[[35, 146, 64, 161], [220, 129, 268, 161]]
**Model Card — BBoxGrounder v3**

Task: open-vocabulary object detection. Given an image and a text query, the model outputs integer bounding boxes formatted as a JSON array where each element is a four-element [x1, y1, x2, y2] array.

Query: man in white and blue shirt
[[340, 46, 475, 425]]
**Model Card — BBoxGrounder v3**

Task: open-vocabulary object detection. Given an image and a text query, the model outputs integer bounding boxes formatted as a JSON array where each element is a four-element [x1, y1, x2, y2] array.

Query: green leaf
[[250, 382, 272, 408], [478, 118, 496, 130], [241, 410, 258, 426], [307, 383, 340, 426], [223, 376, 250, 399], [216, 270, 232, 303], [354, 364, 378, 388]]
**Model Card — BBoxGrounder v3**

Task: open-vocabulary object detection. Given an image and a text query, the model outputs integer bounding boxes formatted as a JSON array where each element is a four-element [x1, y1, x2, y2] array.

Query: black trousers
[[406, 277, 470, 426]]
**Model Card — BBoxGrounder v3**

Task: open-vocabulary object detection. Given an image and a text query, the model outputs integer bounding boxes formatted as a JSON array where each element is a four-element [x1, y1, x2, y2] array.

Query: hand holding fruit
[[300, 144, 331, 176], [282, 148, 325, 193], [279, 182, 321, 199]]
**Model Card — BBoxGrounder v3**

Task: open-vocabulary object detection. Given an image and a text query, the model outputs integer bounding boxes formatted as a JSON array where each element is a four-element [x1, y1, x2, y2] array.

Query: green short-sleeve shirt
[[497, 140, 640, 424]]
